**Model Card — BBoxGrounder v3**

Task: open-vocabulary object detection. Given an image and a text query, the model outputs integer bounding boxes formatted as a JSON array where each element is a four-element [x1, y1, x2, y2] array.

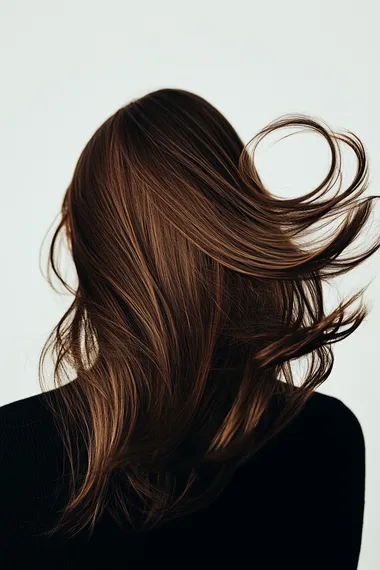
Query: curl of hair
[[38, 88, 380, 539]]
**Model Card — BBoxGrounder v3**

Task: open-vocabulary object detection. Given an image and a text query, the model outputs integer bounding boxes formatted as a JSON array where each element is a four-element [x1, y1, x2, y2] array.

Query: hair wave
[[38, 88, 380, 539]]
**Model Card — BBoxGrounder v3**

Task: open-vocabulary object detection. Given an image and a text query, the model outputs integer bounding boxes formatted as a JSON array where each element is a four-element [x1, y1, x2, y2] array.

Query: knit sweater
[[0, 382, 365, 570]]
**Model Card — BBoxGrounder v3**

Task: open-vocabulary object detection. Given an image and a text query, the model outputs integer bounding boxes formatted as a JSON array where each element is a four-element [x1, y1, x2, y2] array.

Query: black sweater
[[0, 383, 365, 570]]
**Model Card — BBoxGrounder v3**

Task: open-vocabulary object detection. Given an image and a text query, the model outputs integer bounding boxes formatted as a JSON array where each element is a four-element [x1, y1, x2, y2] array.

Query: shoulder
[[271, 381, 364, 435], [0, 387, 61, 451], [0, 389, 57, 426], [260, 386, 365, 469], [0, 386, 73, 484], [0, 384, 78, 478], [290, 389, 364, 444], [0, 393, 49, 425], [233, 386, 366, 514], [0, 384, 73, 466], [0, 382, 75, 425]]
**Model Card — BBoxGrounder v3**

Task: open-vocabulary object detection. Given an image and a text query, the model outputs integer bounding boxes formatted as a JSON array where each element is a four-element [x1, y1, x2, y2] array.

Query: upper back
[[0, 382, 365, 569]]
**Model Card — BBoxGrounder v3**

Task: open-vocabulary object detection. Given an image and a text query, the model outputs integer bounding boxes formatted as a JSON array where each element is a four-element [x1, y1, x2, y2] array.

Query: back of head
[[39, 87, 380, 538]]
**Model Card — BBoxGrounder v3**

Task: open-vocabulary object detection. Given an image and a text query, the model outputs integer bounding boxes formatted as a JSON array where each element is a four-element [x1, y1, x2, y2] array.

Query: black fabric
[[0, 381, 365, 569]]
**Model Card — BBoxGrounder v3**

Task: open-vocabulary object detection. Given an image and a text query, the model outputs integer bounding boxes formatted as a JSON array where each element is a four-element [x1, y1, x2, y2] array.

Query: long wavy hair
[[39, 87, 380, 539]]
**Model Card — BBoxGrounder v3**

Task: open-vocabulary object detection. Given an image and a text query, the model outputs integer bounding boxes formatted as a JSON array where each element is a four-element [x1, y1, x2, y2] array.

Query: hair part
[[38, 88, 380, 539]]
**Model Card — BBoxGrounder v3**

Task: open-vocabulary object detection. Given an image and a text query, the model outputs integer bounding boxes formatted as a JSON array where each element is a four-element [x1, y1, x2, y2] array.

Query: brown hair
[[39, 88, 380, 539]]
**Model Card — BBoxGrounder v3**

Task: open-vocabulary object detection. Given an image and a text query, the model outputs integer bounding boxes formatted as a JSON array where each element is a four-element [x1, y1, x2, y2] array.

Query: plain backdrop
[[0, 1, 379, 568]]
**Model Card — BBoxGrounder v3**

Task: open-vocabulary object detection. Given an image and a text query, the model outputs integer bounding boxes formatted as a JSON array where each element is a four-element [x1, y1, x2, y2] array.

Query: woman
[[0, 88, 378, 569]]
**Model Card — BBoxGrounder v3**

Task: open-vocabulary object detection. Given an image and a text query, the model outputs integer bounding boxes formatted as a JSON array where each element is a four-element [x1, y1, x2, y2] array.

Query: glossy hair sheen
[[39, 88, 380, 539]]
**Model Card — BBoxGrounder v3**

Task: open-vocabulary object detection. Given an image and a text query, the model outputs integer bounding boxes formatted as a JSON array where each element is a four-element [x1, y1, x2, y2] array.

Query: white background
[[0, 1, 379, 567]]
